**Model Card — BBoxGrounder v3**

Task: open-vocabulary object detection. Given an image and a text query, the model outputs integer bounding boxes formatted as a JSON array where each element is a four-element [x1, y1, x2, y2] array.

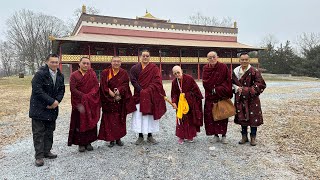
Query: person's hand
[[109, 89, 115, 97], [114, 89, 120, 96], [47, 100, 59, 109], [115, 95, 121, 102], [77, 104, 85, 113], [238, 87, 243, 94], [172, 103, 177, 109]]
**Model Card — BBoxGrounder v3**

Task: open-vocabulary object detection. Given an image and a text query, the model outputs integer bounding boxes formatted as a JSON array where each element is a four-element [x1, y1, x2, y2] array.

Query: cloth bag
[[212, 99, 236, 121], [176, 93, 189, 119]]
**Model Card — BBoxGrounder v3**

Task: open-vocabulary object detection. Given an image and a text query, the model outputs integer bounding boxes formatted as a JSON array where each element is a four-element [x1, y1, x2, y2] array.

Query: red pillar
[[197, 49, 200, 80], [230, 51, 233, 77], [179, 48, 182, 67], [159, 49, 162, 78], [138, 48, 140, 62], [59, 44, 62, 72], [113, 46, 116, 56], [88, 45, 91, 59]]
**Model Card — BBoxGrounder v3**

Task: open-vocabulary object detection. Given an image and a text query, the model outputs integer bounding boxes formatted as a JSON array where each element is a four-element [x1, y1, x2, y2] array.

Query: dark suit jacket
[[29, 65, 65, 121]]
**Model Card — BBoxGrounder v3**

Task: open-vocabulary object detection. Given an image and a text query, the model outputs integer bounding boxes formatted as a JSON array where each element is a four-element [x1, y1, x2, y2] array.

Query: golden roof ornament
[[136, 11, 168, 22], [82, 4, 87, 14], [48, 35, 55, 41], [234, 21, 237, 28]]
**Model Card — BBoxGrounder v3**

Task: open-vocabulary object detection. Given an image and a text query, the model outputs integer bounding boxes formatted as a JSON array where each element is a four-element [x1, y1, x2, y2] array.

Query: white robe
[[130, 104, 160, 134]]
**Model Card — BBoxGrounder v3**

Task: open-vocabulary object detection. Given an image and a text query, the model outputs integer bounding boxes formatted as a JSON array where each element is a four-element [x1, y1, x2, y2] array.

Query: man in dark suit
[[29, 54, 65, 166]]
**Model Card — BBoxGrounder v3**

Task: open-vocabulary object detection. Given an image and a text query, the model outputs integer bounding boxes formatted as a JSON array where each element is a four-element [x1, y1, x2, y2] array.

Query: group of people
[[29, 50, 266, 167]]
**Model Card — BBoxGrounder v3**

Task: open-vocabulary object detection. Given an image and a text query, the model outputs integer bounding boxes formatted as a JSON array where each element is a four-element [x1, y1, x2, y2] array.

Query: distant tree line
[[258, 33, 320, 78]]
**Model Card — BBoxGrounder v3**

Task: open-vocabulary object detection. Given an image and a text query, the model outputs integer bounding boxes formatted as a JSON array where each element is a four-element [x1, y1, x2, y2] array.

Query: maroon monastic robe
[[202, 62, 232, 135], [98, 67, 136, 141], [171, 74, 203, 139], [232, 66, 266, 127], [130, 63, 166, 120], [68, 69, 101, 146]]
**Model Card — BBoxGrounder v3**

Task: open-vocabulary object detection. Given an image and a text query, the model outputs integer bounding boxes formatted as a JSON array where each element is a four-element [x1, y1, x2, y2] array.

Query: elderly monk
[[202, 51, 233, 144], [130, 50, 167, 145], [68, 57, 101, 152], [98, 56, 136, 147], [232, 52, 266, 146], [171, 65, 203, 144]]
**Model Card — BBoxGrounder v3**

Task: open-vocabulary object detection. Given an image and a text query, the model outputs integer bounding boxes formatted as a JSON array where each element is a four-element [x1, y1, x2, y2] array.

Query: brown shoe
[[35, 158, 44, 167], [79, 145, 86, 152], [147, 136, 159, 145], [86, 144, 94, 151], [108, 141, 115, 148], [239, 134, 249, 144], [135, 137, 144, 145], [44, 152, 57, 159], [221, 136, 228, 144], [250, 135, 257, 146], [116, 140, 124, 146]]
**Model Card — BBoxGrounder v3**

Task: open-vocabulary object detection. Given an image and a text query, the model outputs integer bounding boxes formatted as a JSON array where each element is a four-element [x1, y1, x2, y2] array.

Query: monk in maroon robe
[[98, 56, 136, 147], [130, 50, 167, 145], [68, 57, 101, 152], [202, 51, 232, 144], [232, 53, 266, 146], [171, 66, 203, 144]]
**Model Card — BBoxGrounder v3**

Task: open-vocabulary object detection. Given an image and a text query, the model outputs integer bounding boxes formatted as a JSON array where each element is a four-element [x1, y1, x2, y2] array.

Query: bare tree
[[296, 32, 320, 56], [5, 10, 67, 74], [66, 6, 100, 35], [260, 34, 279, 48], [0, 41, 16, 76], [188, 12, 233, 27]]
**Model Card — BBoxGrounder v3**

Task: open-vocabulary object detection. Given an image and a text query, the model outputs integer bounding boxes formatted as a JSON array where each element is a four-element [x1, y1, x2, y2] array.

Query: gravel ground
[[1, 80, 319, 180]]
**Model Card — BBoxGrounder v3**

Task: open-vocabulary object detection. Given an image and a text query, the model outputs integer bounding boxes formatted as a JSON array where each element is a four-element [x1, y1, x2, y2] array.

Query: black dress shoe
[[79, 145, 86, 152], [35, 158, 44, 167], [86, 144, 94, 151], [116, 140, 124, 146], [44, 152, 57, 159], [108, 141, 115, 147]]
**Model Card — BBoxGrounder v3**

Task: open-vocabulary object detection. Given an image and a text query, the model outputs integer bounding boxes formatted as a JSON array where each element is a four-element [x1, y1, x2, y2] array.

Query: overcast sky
[[0, 0, 319, 47]]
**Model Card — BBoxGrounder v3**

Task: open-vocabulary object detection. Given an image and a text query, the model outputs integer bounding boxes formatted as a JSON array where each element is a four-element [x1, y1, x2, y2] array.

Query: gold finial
[[234, 21, 237, 28], [49, 35, 55, 41], [82, 4, 87, 14]]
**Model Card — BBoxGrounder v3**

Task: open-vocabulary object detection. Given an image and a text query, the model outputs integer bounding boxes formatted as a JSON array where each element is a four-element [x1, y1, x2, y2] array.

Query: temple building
[[52, 6, 261, 82]]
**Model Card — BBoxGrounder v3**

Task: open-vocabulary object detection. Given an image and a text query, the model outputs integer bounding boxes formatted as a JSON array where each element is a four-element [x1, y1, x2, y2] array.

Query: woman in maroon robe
[[68, 57, 101, 152], [171, 66, 203, 144], [98, 56, 136, 147], [232, 53, 266, 146], [202, 51, 232, 144]]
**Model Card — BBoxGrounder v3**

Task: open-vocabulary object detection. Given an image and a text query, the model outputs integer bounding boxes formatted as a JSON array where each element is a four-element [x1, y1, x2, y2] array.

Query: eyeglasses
[[142, 55, 150, 58], [207, 56, 216, 60], [81, 62, 90, 65], [173, 71, 181, 75], [240, 58, 249, 61]]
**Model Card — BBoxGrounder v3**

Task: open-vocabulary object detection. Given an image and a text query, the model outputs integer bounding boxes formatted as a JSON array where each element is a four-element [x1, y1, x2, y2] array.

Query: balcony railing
[[61, 55, 259, 64]]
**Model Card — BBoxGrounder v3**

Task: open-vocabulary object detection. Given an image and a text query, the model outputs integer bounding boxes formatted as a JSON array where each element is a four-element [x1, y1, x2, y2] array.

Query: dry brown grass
[[0, 76, 71, 153], [262, 89, 320, 179]]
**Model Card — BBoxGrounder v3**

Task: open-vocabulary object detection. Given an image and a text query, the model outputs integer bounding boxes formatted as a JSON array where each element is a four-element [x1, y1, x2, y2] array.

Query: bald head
[[172, 65, 183, 79], [207, 51, 217, 57], [207, 51, 218, 65]]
